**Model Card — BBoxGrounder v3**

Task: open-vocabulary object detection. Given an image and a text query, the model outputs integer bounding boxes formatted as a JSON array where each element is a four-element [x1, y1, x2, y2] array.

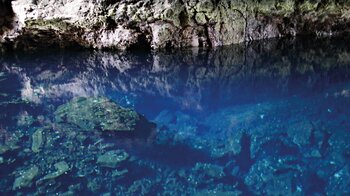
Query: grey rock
[[1, 0, 349, 51]]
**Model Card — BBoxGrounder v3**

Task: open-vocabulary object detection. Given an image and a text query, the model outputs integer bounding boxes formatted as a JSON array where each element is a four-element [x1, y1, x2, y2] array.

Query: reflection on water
[[1, 36, 350, 195]]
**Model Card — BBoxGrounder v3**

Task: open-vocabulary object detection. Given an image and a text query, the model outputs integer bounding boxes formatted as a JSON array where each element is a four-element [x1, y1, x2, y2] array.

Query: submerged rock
[[55, 97, 141, 132], [177, 162, 226, 188], [127, 179, 153, 195], [31, 128, 44, 153], [287, 119, 313, 147], [16, 113, 35, 127], [13, 166, 39, 190], [194, 189, 241, 196], [327, 166, 350, 194], [40, 161, 70, 181], [192, 163, 225, 179], [97, 150, 129, 168], [0, 142, 20, 155], [87, 178, 103, 193], [0, 145, 9, 154], [245, 156, 303, 195], [112, 169, 128, 177]]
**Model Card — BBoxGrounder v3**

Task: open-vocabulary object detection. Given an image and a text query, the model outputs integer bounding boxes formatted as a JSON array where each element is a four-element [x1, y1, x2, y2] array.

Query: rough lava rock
[[1, 0, 350, 50]]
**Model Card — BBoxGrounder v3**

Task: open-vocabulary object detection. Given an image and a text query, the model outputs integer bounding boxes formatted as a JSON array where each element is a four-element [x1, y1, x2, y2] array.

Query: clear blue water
[[1, 37, 350, 195]]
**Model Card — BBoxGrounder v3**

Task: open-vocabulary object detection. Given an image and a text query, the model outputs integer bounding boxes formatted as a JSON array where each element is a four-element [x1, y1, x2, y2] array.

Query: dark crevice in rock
[[127, 33, 151, 51], [258, 138, 300, 159], [320, 131, 331, 156], [204, 25, 212, 48], [101, 0, 118, 7], [0, 0, 15, 36], [0, 0, 13, 15], [165, 41, 172, 52], [178, 10, 189, 27], [13, 28, 86, 51], [309, 124, 317, 146], [235, 133, 254, 174], [198, 38, 203, 47], [105, 16, 118, 30], [304, 172, 327, 195]]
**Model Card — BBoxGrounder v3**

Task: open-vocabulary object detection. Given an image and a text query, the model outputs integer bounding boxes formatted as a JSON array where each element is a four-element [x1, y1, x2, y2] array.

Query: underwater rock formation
[[0, 36, 350, 195], [55, 97, 141, 132], [245, 156, 303, 195], [97, 150, 129, 168], [39, 161, 70, 181], [31, 128, 44, 153], [12, 165, 39, 190], [1, 0, 350, 50]]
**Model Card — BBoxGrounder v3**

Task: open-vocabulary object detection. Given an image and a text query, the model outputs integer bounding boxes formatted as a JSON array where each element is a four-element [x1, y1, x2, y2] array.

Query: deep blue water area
[[1, 36, 350, 195]]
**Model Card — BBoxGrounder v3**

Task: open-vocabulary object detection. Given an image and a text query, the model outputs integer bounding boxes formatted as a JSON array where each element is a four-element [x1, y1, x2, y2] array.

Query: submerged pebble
[[13, 166, 39, 190], [40, 161, 70, 181], [97, 150, 129, 168], [31, 128, 44, 153], [112, 169, 128, 177]]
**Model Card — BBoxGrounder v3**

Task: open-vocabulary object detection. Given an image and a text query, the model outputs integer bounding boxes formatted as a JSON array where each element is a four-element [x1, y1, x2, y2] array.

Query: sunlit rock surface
[[0, 0, 350, 50]]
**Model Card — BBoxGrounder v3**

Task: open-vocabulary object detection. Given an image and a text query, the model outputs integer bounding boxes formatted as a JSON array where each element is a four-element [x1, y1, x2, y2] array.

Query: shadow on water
[[100, 118, 211, 168], [131, 143, 212, 168], [258, 138, 300, 158], [304, 172, 326, 195], [234, 133, 255, 174]]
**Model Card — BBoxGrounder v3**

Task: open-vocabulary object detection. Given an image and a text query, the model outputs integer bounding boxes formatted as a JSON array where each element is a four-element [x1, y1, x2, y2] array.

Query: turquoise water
[[1, 37, 350, 195]]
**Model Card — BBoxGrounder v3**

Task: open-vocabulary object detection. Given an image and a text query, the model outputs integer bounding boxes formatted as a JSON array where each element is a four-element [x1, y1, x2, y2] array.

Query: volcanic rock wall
[[1, 0, 350, 50]]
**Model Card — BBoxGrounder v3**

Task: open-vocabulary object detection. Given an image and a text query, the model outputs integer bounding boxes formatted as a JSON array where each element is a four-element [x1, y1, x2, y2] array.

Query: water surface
[[1, 37, 350, 195]]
